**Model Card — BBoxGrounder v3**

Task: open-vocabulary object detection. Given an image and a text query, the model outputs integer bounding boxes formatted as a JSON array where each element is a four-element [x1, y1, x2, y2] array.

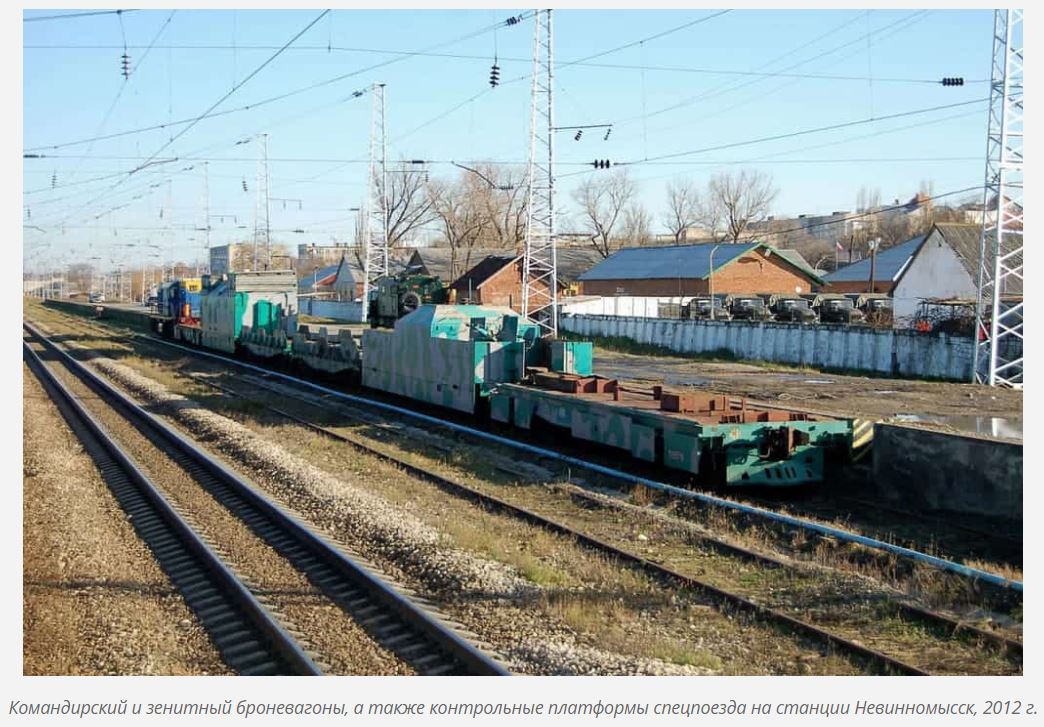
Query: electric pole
[[254, 133, 271, 270], [974, 9, 1023, 387], [361, 82, 388, 323], [522, 9, 558, 337]]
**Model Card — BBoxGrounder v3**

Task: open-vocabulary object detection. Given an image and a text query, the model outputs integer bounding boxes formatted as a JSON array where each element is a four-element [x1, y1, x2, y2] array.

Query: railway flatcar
[[153, 271, 859, 487]]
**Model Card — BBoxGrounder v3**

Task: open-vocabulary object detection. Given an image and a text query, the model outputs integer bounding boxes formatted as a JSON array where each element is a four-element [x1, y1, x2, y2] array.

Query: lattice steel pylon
[[522, 9, 558, 337], [361, 82, 388, 323], [973, 9, 1023, 387], [253, 132, 272, 270]]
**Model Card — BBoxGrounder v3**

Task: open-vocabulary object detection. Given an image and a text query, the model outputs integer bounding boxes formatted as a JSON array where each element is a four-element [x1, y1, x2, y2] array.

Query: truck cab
[[727, 295, 773, 321]]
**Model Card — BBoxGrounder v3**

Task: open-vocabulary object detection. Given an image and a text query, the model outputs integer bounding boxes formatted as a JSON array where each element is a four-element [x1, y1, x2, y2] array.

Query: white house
[[823, 223, 1016, 327], [890, 224, 982, 324]]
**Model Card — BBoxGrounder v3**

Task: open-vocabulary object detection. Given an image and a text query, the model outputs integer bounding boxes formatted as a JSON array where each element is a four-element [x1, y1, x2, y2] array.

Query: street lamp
[[708, 244, 722, 320]]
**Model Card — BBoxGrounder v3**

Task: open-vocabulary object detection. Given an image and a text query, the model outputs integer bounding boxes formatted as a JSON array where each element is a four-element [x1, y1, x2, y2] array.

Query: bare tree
[[428, 174, 495, 278], [66, 262, 94, 294], [481, 165, 529, 252], [382, 161, 439, 248], [699, 169, 778, 244], [621, 202, 653, 247], [572, 169, 637, 257], [662, 178, 701, 243]]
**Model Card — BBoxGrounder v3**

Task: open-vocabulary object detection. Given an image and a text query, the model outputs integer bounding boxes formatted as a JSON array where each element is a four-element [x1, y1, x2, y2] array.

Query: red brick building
[[577, 243, 824, 297], [448, 255, 548, 312]]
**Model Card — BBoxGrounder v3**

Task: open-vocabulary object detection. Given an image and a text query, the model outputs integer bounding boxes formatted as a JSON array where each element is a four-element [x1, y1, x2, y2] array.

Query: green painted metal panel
[[253, 299, 277, 333], [490, 392, 512, 423], [726, 445, 824, 486], [630, 423, 656, 462], [513, 395, 534, 429], [664, 430, 701, 474], [485, 383, 853, 486], [234, 292, 247, 339], [551, 341, 594, 376]]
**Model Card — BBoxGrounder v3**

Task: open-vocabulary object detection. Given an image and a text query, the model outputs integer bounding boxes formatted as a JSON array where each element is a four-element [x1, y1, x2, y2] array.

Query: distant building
[[298, 262, 342, 299], [210, 242, 292, 276], [577, 242, 825, 297], [405, 247, 508, 283], [297, 242, 354, 266], [821, 235, 924, 296], [823, 223, 1019, 325], [326, 248, 413, 301], [448, 255, 530, 310]]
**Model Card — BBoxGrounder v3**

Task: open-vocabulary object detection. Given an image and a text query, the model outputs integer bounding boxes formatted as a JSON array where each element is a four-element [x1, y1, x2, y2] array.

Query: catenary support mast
[[361, 82, 389, 323], [974, 9, 1023, 387], [522, 9, 558, 337]]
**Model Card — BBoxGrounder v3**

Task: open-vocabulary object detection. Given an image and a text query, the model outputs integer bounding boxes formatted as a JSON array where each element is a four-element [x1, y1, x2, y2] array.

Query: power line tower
[[974, 9, 1023, 387], [361, 82, 388, 323], [522, 8, 558, 337], [253, 132, 272, 270]]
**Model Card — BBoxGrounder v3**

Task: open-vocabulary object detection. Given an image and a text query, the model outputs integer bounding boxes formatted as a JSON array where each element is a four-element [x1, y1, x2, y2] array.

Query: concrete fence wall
[[300, 298, 363, 323], [561, 314, 976, 380], [872, 424, 1022, 523]]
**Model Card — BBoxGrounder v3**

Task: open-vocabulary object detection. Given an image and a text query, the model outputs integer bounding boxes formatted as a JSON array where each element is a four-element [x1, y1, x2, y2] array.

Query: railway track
[[23, 323, 509, 677], [80, 317, 1019, 591], [191, 363, 1024, 673], [27, 310, 1023, 673]]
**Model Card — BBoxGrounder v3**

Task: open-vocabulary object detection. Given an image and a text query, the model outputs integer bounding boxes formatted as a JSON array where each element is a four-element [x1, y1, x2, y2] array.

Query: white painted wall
[[892, 229, 977, 324], [560, 295, 696, 317]]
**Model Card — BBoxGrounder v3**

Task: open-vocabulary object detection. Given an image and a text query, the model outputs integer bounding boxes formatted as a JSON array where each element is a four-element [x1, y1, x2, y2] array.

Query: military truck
[[368, 273, 449, 328], [726, 295, 774, 321], [765, 294, 817, 323], [682, 296, 731, 320], [845, 293, 893, 326], [814, 294, 867, 325]]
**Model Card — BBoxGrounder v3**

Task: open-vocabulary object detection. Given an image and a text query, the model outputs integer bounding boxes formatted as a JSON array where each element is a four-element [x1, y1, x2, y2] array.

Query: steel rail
[[24, 322, 511, 677], [22, 339, 322, 676], [208, 368, 1027, 669], [37, 312, 1025, 666], [117, 327, 1023, 594], [183, 370, 936, 676]]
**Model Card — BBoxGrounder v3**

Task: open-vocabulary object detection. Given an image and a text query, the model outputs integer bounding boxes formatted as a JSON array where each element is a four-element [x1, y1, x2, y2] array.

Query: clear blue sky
[[23, 7, 995, 273]]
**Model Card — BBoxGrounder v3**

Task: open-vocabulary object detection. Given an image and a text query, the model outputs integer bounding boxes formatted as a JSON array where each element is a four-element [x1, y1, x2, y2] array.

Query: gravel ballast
[[85, 354, 713, 675], [22, 363, 229, 676]]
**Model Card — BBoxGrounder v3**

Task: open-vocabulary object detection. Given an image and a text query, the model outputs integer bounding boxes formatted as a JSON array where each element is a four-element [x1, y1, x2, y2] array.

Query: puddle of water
[[894, 413, 1022, 441], [802, 379, 834, 385]]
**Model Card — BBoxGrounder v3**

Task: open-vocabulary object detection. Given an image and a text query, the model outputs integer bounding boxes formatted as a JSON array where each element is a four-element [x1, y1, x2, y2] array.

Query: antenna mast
[[973, 9, 1023, 387], [522, 9, 558, 337]]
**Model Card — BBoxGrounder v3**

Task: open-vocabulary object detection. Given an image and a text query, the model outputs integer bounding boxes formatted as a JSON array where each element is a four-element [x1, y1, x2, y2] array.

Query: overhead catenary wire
[[24, 9, 138, 23], [25, 11, 537, 154], [610, 9, 931, 132], [50, 11, 178, 200], [27, 43, 985, 86], [394, 11, 735, 146], [47, 10, 332, 231], [624, 97, 989, 165]]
